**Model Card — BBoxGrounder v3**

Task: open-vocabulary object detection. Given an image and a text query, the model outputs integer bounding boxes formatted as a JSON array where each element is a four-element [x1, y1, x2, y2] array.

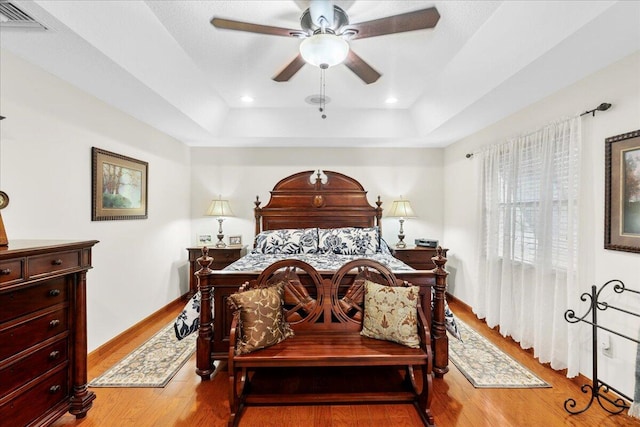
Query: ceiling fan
[[211, 0, 440, 84]]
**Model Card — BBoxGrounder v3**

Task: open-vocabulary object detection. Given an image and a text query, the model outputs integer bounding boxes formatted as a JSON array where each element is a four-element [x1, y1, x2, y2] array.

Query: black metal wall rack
[[564, 279, 639, 415]]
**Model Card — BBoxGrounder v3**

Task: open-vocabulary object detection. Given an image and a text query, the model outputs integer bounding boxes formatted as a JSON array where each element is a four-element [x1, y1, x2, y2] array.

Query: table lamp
[[387, 197, 416, 248], [205, 196, 234, 248]]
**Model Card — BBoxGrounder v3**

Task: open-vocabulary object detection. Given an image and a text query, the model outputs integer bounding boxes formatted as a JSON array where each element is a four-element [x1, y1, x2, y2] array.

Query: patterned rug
[[89, 322, 197, 387], [448, 317, 550, 388]]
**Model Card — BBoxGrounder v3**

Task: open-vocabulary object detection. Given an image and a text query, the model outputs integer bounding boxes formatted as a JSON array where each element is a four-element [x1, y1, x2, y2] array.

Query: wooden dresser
[[0, 240, 98, 427], [186, 246, 247, 298], [392, 246, 449, 270]]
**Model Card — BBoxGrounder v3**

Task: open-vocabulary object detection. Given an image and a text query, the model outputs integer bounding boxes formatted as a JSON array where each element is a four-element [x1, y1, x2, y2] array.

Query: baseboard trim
[[88, 295, 186, 367], [446, 292, 472, 311]]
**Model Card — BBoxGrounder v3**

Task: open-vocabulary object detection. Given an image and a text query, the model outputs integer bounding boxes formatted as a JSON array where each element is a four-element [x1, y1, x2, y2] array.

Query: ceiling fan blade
[[211, 17, 303, 37], [343, 50, 381, 84], [346, 7, 440, 40], [273, 54, 306, 82]]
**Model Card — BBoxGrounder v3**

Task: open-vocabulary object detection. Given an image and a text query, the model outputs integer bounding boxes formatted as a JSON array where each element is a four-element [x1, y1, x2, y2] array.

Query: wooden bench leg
[[416, 364, 435, 427], [229, 367, 249, 427]]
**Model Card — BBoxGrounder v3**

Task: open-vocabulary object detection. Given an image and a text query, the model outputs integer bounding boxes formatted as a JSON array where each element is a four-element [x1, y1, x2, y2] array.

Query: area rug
[[448, 317, 550, 388], [89, 322, 197, 388]]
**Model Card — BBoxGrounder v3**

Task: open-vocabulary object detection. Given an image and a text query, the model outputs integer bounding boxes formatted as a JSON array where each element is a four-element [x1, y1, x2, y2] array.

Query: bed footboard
[[194, 248, 449, 380]]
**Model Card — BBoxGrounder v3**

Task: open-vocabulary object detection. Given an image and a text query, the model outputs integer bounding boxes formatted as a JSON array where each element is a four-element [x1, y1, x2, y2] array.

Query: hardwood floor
[[51, 297, 638, 427]]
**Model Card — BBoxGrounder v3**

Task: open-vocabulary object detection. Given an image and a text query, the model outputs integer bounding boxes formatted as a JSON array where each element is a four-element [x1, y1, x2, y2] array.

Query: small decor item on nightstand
[[205, 196, 234, 248], [387, 196, 416, 248], [197, 233, 213, 247], [415, 238, 438, 248], [229, 235, 242, 246]]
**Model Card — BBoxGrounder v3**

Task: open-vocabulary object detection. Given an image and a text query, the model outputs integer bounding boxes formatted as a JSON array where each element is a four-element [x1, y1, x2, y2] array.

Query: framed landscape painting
[[604, 129, 640, 253], [92, 147, 148, 221]]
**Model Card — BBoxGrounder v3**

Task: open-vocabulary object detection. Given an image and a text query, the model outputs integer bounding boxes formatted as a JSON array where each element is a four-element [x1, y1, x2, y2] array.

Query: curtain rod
[[464, 102, 612, 158]]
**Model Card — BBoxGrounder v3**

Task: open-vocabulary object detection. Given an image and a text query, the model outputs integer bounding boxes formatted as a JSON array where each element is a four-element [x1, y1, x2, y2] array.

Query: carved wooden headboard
[[254, 170, 383, 236]]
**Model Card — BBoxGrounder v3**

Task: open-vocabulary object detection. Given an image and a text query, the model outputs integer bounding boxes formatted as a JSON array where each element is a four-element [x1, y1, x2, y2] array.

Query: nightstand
[[392, 246, 448, 270], [186, 246, 247, 298]]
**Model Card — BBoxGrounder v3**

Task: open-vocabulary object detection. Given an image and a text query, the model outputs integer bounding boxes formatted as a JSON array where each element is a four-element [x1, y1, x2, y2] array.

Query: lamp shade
[[205, 199, 234, 217], [299, 33, 349, 68], [387, 199, 416, 218]]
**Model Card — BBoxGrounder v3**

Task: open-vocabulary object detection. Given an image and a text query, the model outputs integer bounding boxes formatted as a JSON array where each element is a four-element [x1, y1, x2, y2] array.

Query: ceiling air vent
[[0, 1, 47, 30]]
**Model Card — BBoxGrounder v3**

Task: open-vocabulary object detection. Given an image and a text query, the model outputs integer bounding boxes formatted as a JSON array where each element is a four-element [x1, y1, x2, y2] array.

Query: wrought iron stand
[[564, 279, 639, 415]]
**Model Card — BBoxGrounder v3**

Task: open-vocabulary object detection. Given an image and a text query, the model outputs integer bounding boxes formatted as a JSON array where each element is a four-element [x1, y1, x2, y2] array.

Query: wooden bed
[[194, 170, 449, 379]]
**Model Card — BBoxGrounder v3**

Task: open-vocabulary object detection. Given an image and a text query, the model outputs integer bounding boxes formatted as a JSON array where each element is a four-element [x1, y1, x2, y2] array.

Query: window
[[483, 122, 580, 270]]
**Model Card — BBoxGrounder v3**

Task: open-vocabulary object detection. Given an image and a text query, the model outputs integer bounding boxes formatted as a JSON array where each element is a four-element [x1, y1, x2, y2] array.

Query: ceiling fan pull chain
[[319, 66, 327, 119]]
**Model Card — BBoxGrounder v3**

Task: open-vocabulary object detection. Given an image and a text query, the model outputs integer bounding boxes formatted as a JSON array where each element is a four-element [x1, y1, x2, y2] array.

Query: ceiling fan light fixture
[[299, 33, 349, 68]]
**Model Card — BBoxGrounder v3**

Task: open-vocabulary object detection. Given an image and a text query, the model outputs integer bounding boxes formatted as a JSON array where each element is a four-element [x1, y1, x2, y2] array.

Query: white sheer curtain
[[474, 117, 582, 376]]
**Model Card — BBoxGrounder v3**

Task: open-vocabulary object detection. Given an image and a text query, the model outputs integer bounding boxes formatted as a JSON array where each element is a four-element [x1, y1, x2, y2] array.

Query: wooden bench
[[227, 259, 435, 427]]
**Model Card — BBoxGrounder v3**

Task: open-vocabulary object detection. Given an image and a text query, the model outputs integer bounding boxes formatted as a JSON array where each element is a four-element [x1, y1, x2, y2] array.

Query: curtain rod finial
[[581, 102, 612, 117]]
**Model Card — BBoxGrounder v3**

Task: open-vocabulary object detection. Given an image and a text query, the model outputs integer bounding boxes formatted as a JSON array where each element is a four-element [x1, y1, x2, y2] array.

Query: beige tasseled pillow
[[361, 280, 421, 348], [228, 282, 294, 355]]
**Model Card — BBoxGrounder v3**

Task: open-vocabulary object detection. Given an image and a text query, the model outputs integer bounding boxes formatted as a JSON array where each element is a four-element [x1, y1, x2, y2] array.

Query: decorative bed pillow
[[254, 228, 318, 254], [318, 227, 380, 255], [361, 280, 421, 348], [227, 283, 294, 355]]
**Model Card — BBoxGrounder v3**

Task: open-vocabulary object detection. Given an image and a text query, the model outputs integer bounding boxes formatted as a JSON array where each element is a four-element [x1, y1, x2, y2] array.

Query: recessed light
[[385, 97, 398, 104], [241, 95, 254, 103]]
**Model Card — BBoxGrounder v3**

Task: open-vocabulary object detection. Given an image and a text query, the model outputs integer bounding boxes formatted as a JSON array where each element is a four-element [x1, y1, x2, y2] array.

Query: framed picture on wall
[[92, 147, 148, 221], [604, 129, 640, 253], [229, 235, 242, 246]]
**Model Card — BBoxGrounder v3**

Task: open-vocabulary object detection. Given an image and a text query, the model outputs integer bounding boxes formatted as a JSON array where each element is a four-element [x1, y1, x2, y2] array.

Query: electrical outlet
[[599, 333, 613, 358]]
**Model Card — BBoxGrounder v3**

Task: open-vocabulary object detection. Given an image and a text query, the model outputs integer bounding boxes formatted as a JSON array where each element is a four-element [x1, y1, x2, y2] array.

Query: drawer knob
[[48, 289, 61, 297], [49, 385, 61, 394], [49, 350, 61, 360], [49, 319, 61, 328], [52, 259, 63, 266], [0, 268, 10, 275]]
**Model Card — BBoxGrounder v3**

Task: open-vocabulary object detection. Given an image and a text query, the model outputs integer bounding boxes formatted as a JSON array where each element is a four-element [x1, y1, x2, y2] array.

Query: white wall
[[190, 147, 444, 250], [0, 50, 192, 352], [443, 52, 640, 397]]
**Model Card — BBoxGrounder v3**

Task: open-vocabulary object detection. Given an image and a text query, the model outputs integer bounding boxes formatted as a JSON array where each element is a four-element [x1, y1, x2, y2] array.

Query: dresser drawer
[[393, 250, 432, 267], [0, 338, 68, 397], [394, 250, 422, 263], [0, 278, 67, 323], [0, 258, 24, 285], [210, 247, 246, 270], [393, 248, 448, 270], [0, 308, 68, 361], [28, 250, 81, 278], [0, 367, 69, 427]]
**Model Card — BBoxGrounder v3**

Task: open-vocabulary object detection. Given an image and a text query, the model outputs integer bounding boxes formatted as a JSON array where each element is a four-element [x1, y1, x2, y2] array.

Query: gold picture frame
[[604, 129, 640, 253], [92, 147, 148, 221]]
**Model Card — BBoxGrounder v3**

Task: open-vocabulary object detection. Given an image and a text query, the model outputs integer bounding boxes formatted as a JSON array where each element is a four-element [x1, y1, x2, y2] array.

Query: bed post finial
[[254, 196, 262, 238], [376, 196, 383, 233]]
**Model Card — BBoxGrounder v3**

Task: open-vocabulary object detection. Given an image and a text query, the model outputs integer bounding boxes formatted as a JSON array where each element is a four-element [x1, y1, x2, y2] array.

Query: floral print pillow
[[318, 227, 380, 255], [227, 282, 294, 355], [361, 280, 421, 348], [254, 228, 319, 254]]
